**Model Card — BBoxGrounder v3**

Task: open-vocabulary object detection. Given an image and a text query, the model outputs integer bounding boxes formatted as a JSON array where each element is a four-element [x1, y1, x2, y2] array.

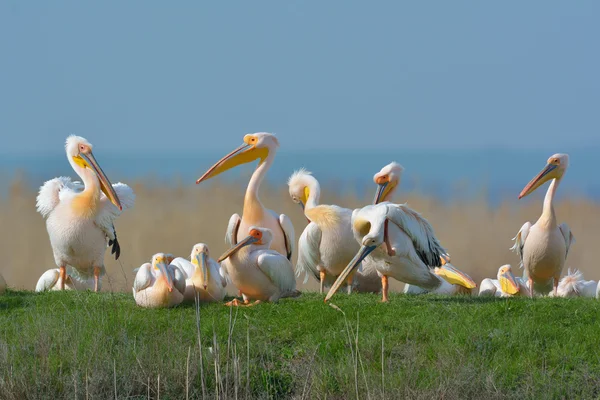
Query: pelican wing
[[210, 259, 227, 288], [278, 214, 296, 261], [296, 223, 322, 284], [510, 222, 531, 268], [35, 269, 60, 292], [225, 214, 242, 247], [133, 263, 154, 293], [478, 278, 500, 296], [386, 204, 448, 267], [558, 223, 575, 258], [170, 265, 187, 295], [36, 177, 83, 218], [170, 257, 195, 279], [95, 183, 135, 260], [256, 251, 296, 293]]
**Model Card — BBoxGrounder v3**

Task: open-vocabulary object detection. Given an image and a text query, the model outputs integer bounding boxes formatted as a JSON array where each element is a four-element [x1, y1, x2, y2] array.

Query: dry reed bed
[[1, 177, 599, 293]]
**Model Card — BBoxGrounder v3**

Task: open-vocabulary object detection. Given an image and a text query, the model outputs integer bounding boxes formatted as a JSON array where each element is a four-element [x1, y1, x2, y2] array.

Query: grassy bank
[[1, 290, 600, 399]]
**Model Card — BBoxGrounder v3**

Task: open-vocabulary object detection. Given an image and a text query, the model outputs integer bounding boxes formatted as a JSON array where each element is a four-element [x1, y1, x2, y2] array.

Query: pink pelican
[[133, 253, 186, 308]]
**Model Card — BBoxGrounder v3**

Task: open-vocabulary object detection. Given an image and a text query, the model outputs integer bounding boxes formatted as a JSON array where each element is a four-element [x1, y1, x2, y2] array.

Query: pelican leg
[[319, 270, 326, 294], [528, 277, 534, 298], [381, 276, 389, 303], [225, 298, 251, 307], [346, 271, 356, 295], [553, 274, 560, 297], [93, 266, 101, 292], [59, 265, 67, 290], [244, 300, 262, 307]]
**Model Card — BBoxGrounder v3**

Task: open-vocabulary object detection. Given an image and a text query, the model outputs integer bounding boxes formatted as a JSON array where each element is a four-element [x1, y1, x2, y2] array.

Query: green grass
[[2, 291, 600, 399]]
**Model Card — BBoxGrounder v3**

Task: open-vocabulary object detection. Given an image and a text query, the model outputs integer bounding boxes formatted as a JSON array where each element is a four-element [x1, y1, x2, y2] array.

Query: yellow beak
[[499, 269, 520, 295], [325, 245, 376, 302], [79, 151, 122, 210], [156, 260, 174, 292], [434, 264, 477, 289], [217, 235, 259, 262], [196, 143, 269, 184], [519, 163, 558, 199]]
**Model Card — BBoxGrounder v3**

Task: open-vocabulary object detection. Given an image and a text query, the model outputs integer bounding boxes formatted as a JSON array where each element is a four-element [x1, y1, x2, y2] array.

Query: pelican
[[404, 260, 476, 295], [170, 244, 227, 303], [550, 269, 596, 298], [133, 253, 186, 308], [196, 133, 295, 262], [511, 154, 574, 296], [35, 268, 97, 292], [288, 169, 378, 294], [0, 274, 6, 294], [218, 226, 299, 306], [325, 203, 475, 303], [478, 265, 530, 297], [36, 136, 135, 292], [372, 162, 404, 204]]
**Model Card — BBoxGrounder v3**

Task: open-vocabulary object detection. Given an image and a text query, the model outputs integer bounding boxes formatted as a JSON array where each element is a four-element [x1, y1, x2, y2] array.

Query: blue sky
[[1, 1, 599, 154]]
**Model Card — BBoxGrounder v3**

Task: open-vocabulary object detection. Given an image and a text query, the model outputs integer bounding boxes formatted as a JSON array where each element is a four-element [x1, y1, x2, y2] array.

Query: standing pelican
[[325, 203, 475, 303], [511, 154, 574, 296], [170, 244, 227, 303], [218, 227, 299, 306], [36, 136, 135, 291], [133, 253, 186, 308], [35, 268, 97, 292], [196, 133, 294, 262], [288, 169, 377, 293], [550, 269, 596, 298], [478, 265, 530, 297]]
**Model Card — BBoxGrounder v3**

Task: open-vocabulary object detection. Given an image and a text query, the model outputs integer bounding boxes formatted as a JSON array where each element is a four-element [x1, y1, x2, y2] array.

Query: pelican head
[[288, 168, 318, 211], [152, 253, 174, 292], [519, 153, 569, 199], [373, 162, 404, 204], [217, 227, 273, 262], [434, 264, 477, 289], [196, 133, 279, 184], [191, 243, 210, 290], [497, 264, 519, 295], [65, 135, 122, 210]]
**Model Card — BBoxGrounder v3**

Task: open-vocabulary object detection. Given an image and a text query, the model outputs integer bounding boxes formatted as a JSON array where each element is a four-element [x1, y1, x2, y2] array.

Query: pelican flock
[[2, 134, 586, 309]]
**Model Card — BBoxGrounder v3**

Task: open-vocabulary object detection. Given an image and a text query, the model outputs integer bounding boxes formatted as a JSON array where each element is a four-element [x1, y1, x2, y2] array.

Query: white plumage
[[133, 253, 186, 308], [478, 265, 530, 297], [550, 269, 596, 298], [35, 268, 97, 292]]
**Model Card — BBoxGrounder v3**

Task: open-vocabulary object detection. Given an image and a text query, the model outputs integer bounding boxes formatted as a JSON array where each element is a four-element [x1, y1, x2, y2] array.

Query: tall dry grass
[[1, 176, 599, 293]]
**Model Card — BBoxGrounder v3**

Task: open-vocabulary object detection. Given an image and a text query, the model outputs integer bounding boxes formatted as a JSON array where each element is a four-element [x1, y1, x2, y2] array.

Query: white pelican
[[0, 274, 6, 294], [478, 265, 530, 297], [372, 162, 404, 204], [218, 226, 299, 306], [35, 268, 97, 292], [36, 136, 135, 292], [196, 133, 294, 262], [133, 253, 186, 308], [511, 154, 574, 296], [325, 203, 475, 303], [550, 269, 596, 298], [288, 169, 378, 294], [404, 261, 476, 295], [170, 244, 227, 303]]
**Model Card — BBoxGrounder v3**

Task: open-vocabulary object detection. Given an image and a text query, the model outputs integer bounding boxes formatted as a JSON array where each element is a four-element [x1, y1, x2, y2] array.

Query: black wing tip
[[110, 226, 121, 260]]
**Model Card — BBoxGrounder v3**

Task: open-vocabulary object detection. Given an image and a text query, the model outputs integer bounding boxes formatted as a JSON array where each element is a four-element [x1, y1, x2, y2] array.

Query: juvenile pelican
[[133, 253, 186, 308], [170, 244, 227, 303], [550, 269, 596, 298], [288, 169, 377, 293], [218, 227, 299, 306], [325, 203, 475, 303], [478, 265, 530, 297], [511, 154, 574, 296], [36, 136, 135, 292], [196, 133, 294, 262], [35, 268, 97, 292]]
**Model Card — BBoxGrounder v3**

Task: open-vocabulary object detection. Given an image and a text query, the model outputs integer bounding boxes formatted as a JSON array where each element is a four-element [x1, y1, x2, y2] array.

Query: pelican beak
[[199, 252, 209, 290], [156, 259, 174, 292], [79, 151, 122, 210], [196, 142, 269, 184], [519, 163, 558, 199], [373, 181, 389, 205], [499, 269, 519, 295], [434, 264, 477, 289], [325, 245, 376, 302], [217, 235, 259, 262]]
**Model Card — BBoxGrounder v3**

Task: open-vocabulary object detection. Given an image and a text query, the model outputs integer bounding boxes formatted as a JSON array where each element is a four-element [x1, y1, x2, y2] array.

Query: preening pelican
[[218, 227, 299, 306], [325, 203, 475, 303], [511, 154, 574, 296], [196, 133, 295, 262], [372, 162, 404, 204], [170, 244, 227, 303], [478, 265, 530, 297], [133, 253, 186, 308], [288, 169, 378, 294], [404, 260, 476, 295], [35, 268, 97, 292], [549, 269, 596, 298], [36, 136, 135, 292]]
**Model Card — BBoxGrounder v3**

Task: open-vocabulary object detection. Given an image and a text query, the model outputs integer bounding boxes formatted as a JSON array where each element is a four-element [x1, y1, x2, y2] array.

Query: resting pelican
[[511, 154, 574, 296], [478, 265, 530, 297], [0, 274, 6, 294], [404, 260, 476, 295], [133, 253, 186, 308], [35, 268, 97, 292], [218, 226, 299, 306], [549, 269, 596, 298], [325, 203, 475, 302], [170, 244, 227, 303], [196, 133, 294, 262], [36, 136, 135, 292], [288, 169, 378, 294]]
